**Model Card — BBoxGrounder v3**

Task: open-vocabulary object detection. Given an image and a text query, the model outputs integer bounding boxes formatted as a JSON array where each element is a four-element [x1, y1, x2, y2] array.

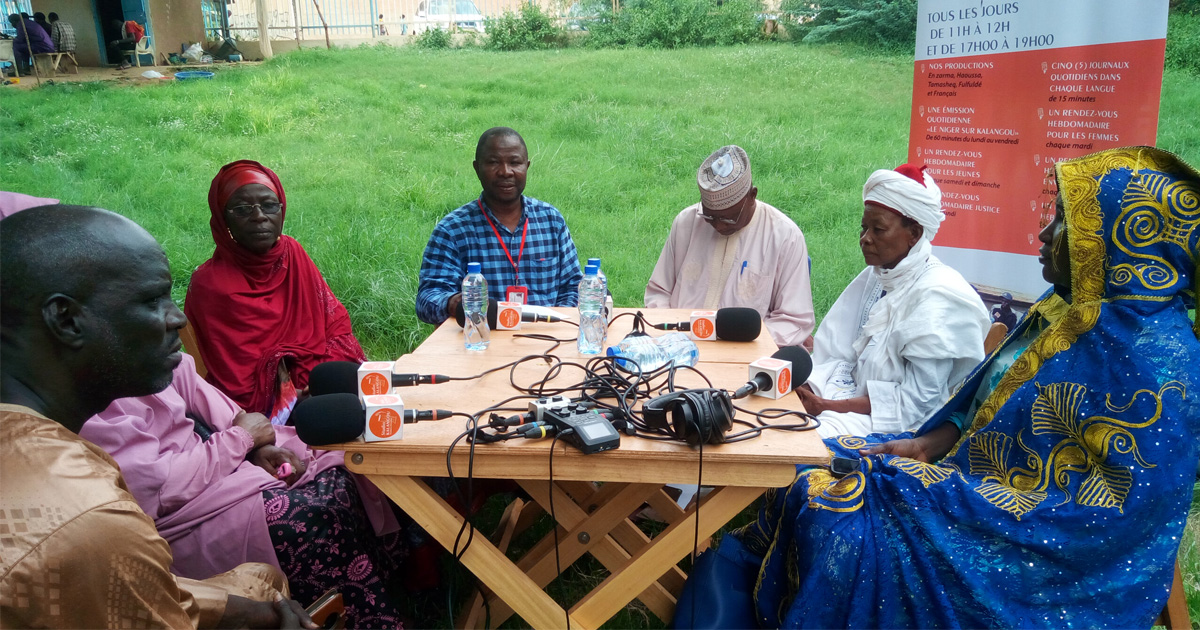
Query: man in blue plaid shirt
[[416, 127, 583, 324]]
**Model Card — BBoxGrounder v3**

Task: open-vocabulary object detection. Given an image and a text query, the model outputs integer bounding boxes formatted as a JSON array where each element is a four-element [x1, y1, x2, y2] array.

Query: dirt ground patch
[[2, 61, 261, 90]]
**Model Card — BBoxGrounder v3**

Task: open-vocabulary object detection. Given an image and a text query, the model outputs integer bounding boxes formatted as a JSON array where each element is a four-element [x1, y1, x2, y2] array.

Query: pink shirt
[[82, 354, 398, 579], [0, 191, 58, 218]]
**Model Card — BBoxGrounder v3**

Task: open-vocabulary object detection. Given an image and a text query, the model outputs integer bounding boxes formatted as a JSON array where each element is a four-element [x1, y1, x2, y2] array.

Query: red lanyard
[[479, 197, 527, 284]]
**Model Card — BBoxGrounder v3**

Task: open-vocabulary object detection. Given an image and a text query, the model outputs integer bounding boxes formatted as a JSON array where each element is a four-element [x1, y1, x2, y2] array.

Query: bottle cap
[[467, 262, 481, 274], [584, 264, 598, 276], [587, 257, 601, 270]]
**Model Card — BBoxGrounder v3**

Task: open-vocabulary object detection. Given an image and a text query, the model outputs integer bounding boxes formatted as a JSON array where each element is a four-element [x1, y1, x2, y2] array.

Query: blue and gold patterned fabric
[[732, 147, 1200, 627]]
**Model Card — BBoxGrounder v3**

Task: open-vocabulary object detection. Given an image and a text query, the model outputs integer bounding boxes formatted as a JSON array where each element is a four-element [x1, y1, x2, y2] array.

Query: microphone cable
[[721, 404, 822, 442], [444, 405, 529, 630], [691, 420, 704, 630], [546, 427, 575, 630]]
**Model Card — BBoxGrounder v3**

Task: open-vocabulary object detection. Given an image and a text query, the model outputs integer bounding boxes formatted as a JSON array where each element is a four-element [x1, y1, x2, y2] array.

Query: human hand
[[859, 423, 961, 464], [219, 594, 317, 629], [859, 438, 929, 462], [275, 594, 318, 629], [795, 385, 827, 415], [235, 411, 276, 449], [446, 293, 463, 320], [249, 445, 306, 485]]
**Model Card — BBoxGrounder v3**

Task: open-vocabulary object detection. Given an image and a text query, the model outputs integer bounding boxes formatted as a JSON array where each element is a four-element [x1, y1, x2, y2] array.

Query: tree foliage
[[485, 3, 566, 50], [586, 0, 764, 49], [782, 0, 917, 51], [414, 26, 453, 48]]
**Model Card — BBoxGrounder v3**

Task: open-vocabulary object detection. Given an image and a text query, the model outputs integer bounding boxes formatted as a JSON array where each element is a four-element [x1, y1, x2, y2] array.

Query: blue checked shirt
[[416, 195, 583, 324]]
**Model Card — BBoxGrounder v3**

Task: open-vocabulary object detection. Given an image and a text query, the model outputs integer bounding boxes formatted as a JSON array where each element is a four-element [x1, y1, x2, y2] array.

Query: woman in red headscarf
[[185, 160, 366, 422]]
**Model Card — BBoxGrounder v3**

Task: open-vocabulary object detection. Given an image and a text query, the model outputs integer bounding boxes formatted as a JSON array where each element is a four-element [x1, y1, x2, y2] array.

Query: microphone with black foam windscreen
[[308, 361, 451, 397], [293, 393, 454, 446], [732, 346, 813, 400], [651, 307, 762, 342], [452, 298, 565, 328]]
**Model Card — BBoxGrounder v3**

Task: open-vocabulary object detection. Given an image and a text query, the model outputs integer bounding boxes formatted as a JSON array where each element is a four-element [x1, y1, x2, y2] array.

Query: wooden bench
[[32, 52, 79, 77]]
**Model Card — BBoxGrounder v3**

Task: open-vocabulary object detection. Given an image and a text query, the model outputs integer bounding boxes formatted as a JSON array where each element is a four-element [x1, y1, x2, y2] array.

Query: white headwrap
[[862, 164, 944, 242]]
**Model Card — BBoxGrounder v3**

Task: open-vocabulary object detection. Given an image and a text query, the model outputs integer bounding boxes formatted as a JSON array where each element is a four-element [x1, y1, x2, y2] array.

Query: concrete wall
[[148, 0, 205, 56], [31, 0, 102, 66], [236, 33, 418, 57], [30, 0, 203, 66]]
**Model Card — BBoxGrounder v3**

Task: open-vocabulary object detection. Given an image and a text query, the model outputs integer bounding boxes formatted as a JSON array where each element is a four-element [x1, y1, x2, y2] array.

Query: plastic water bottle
[[462, 262, 490, 351], [577, 263, 607, 355], [607, 332, 699, 372], [587, 257, 613, 322], [587, 257, 607, 294]]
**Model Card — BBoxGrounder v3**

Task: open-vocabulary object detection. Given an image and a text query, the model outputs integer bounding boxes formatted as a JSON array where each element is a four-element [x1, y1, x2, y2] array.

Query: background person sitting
[[6, 13, 53, 76], [81, 354, 409, 629], [47, 13, 75, 56], [107, 17, 143, 69], [416, 126, 583, 324], [0, 205, 313, 629], [798, 163, 989, 438], [990, 290, 1018, 331], [31, 11, 50, 36], [723, 146, 1200, 627], [645, 145, 815, 349], [185, 160, 365, 422]]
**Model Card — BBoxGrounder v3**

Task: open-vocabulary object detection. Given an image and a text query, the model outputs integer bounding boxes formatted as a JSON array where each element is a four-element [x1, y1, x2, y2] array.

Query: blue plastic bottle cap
[[587, 257, 601, 269], [584, 264, 598, 276], [467, 262, 481, 273]]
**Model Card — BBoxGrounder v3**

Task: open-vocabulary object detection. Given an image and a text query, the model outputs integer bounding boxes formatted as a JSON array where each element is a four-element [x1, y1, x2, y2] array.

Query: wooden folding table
[[323, 309, 827, 629]]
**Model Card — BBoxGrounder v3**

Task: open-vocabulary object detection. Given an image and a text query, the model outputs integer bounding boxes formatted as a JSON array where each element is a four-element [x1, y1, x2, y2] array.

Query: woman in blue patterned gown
[[725, 146, 1200, 627]]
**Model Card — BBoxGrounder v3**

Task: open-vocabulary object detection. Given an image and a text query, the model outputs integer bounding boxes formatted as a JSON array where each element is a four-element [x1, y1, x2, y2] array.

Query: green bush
[[587, 0, 763, 49], [1167, 9, 1200, 74], [1171, 0, 1200, 15], [414, 26, 452, 49], [485, 3, 565, 51], [783, 0, 917, 52]]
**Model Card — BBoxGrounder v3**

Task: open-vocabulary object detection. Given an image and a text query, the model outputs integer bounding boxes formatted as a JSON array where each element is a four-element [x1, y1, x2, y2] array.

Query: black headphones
[[643, 389, 734, 447]]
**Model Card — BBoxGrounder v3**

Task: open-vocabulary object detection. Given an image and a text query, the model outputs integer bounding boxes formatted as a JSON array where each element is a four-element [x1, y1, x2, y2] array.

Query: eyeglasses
[[227, 201, 282, 219], [699, 197, 748, 225]]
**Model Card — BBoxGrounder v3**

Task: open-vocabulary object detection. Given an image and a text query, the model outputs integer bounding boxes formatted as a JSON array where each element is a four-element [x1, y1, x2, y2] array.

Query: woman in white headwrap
[[798, 164, 989, 438]]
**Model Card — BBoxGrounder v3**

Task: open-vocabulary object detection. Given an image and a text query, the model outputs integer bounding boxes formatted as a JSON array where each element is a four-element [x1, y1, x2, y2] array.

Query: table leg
[[523, 481, 681, 619], [457, 496, 532, 629], [644, 488, 711, 553], [366, 475, 591, 630], [558, 482, 691, 597], [477, 480, 671, 626], [569, 485, 765, 629]]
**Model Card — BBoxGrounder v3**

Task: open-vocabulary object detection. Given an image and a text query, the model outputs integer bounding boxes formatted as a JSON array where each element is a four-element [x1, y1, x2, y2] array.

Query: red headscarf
[[185, 160, 365, 415]]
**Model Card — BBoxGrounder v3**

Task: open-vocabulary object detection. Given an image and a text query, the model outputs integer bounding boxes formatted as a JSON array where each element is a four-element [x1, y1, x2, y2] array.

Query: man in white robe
[[645, 146, 815, 348], [802, 164, 989, 438]]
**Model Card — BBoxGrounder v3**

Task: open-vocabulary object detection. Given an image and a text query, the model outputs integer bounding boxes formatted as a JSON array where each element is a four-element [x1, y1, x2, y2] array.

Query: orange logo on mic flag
[[498, 307, 520, 329], [777, 367, 791, 395], [361, 372, 389, 395], [369, 407, 401, 438], [692, 318, 714, 340]]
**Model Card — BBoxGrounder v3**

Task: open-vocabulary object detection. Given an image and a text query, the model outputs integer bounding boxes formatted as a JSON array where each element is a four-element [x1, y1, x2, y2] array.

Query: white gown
[[809, 239, 990, 438]]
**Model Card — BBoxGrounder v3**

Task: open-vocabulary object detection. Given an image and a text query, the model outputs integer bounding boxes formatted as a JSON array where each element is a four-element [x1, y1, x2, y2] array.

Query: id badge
[[506, 286, 528, 304]]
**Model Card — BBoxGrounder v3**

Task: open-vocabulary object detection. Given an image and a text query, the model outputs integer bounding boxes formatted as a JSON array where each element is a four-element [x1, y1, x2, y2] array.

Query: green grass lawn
[[2, 43, 1199, 626]]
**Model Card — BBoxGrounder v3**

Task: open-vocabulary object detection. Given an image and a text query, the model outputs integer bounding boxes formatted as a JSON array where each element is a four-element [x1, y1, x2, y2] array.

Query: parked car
[[413, 0, 485, 33]]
